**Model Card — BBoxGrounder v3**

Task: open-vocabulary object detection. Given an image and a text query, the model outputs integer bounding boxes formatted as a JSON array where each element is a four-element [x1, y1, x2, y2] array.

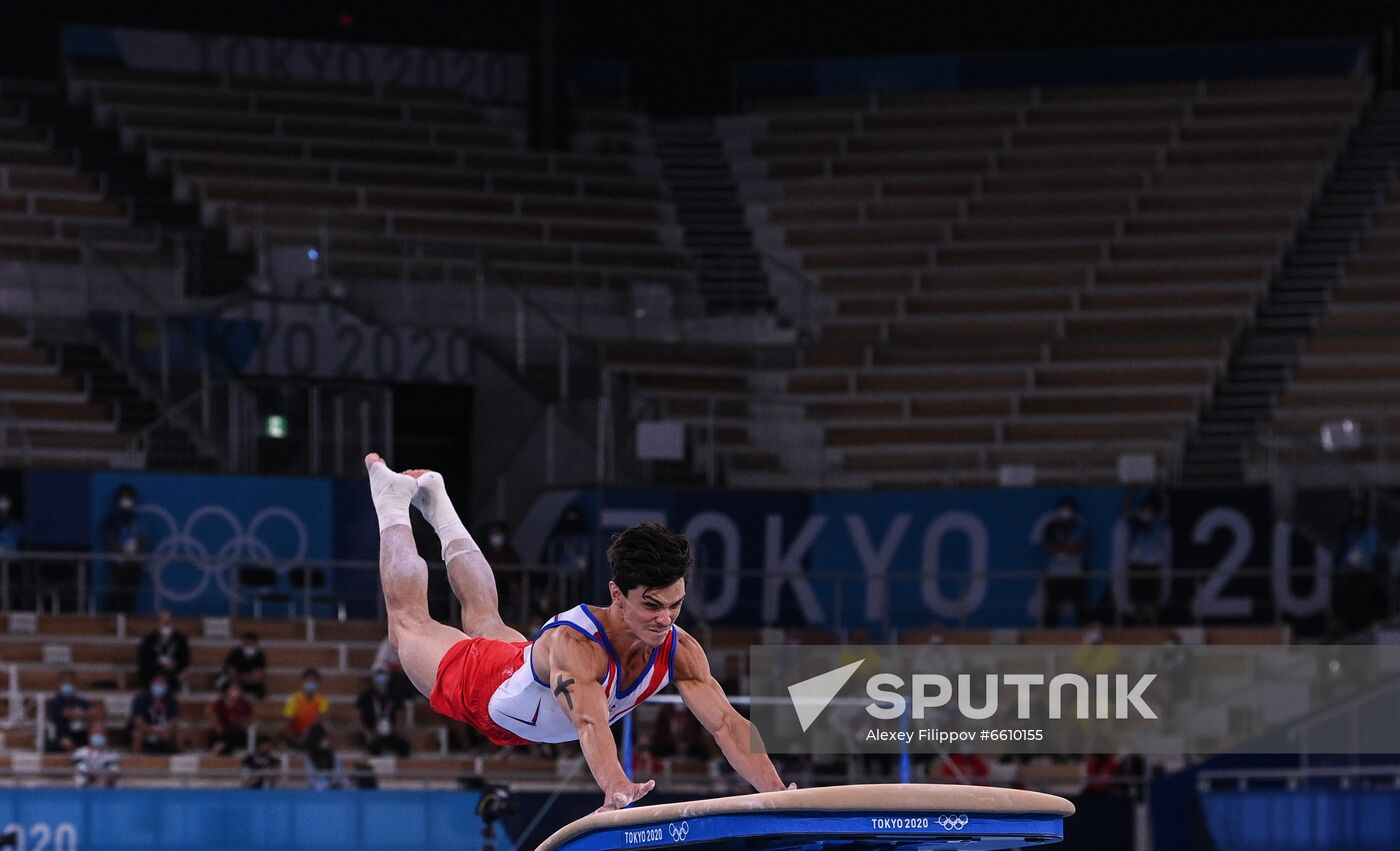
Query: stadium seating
[[1267, 176, 1400, 465], [705, 76, 1368, 487], [65, 64, 690, 322], [0, 317, 137, 467], [0, 79, 170, 270]]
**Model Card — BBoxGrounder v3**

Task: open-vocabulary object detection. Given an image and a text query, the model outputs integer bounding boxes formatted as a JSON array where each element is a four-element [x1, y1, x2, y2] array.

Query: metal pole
[[228, 385, 240, 471], [309, 386, 320, 474], [159, 316, 170, 397], [545, 404, 557, 485], [334, 395, 346, 475], [899, 708, 911, 783], [200, 349, 211, 433], [359, 399, 372, 457], [383, 388, 393, 457], [621, 713, 634, 780], [559, 332, 569, 400], [596, 393, 609, 482], [514, 295, 527, 376], [706, 397, 717, 486], [474, 256, 485, 324]]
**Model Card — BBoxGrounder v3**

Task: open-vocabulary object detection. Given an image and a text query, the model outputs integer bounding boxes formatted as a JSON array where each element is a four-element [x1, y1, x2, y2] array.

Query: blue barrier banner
[[527, 485, 1292, 631], [1202, 789, 1400, 851], [568, 487, 1125, 630], [810, 488, 1123, 629], [0, 788, 510, 851], [86, 472, 333, 616]]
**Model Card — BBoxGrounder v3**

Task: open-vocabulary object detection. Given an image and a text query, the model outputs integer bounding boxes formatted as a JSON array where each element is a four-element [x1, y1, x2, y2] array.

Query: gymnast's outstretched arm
[[673, 629, 791, 793], [546, 629, 656, 813]]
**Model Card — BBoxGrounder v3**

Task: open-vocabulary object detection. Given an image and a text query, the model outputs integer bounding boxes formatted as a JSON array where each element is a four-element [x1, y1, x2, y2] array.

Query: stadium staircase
[[652, 118, 774, 314], [51, 337, 217, 471], [5, 77, 255, 297], [1180, 89, 1400, 482]]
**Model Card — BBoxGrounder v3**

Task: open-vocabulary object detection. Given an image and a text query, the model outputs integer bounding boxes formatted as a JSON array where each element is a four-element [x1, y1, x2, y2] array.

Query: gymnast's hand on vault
[[597, 779, 655, 813]]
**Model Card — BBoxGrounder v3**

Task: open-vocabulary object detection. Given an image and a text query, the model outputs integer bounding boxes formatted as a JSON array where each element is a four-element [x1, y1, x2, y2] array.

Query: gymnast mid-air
[[365, 453, 793, 813]]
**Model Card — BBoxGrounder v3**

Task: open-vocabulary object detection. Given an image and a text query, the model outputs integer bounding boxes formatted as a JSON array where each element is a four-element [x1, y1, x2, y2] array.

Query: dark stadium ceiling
[[4, 0, 1400, 108], [9, 0, 1400, 58]]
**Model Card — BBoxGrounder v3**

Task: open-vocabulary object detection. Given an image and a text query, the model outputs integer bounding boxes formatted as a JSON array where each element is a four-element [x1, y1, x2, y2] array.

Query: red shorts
[[429, 636, 535, 746]]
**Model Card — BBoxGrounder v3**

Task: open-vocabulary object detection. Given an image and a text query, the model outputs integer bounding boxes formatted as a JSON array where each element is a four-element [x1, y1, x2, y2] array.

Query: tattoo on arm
[[554, 675, 576, 710]]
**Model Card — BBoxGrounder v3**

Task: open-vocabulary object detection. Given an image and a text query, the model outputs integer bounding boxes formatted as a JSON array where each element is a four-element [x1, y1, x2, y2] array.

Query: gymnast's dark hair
[[608, 522, 692, 593]]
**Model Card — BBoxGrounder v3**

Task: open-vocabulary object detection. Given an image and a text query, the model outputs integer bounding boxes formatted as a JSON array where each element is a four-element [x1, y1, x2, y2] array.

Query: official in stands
[[356, 668, 409, 757], [137, 610, 190, 689], [1334, 498, 1382, 634], [1040, 496, 1091, 627], [101, 484, 147, 612]]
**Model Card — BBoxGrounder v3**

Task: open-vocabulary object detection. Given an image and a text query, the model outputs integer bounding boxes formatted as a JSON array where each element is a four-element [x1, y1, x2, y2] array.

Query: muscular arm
[[672, 629, 788, 793], [545, 630, 654, 810]]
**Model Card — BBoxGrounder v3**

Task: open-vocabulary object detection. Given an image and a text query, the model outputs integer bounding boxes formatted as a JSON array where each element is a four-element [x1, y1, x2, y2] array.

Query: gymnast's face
[[612, 580, 685, 647]]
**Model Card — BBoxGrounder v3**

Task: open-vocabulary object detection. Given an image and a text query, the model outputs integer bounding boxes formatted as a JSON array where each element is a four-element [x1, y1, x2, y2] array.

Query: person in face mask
[[137, 610, 190, 689], [1040, 496, 1090, 628], [284, 668, 329, 747], [73, 724, 120, 788], [129, 674, 181, 754], [208, 681, 254, 756], [0, 492, 22, 556], [1124, 486, 1171, 626], [220, 631, 268, 699], [356, 669, 409, 757], [1333, 498, 1382, 635], [481, 522, 521, 565], [46, 669, 96, 752], [101, 485, 147, 612]]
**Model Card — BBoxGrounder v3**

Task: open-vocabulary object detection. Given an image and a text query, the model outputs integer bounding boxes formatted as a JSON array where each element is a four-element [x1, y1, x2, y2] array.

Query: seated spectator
[[1085, 752, 1120, 795], [356, 669, 409, 758], [302, 724, 347, 791], [72, 725, 120, 788], [220, 632, 268, 699], [137, 611, 190, 689], [241, 735, 281, 789], [373, 638, 413, 703], [46, 670, 99, 753], [208, 681, 254, 756], [284, 668, 328, 747], [633, 733, 663, 776], [934, 747, 990, 784], [128, 674, 180, 754]]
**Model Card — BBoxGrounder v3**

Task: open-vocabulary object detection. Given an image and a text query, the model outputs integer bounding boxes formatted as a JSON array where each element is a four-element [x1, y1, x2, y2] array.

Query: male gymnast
[[365, 454, 792, 811]]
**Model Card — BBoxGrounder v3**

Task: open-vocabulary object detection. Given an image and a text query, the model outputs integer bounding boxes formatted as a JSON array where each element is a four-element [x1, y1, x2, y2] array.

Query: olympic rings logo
[[139, 504, 309, 603], [667, 822, 689, 842], [936, 815, 969, 831]]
